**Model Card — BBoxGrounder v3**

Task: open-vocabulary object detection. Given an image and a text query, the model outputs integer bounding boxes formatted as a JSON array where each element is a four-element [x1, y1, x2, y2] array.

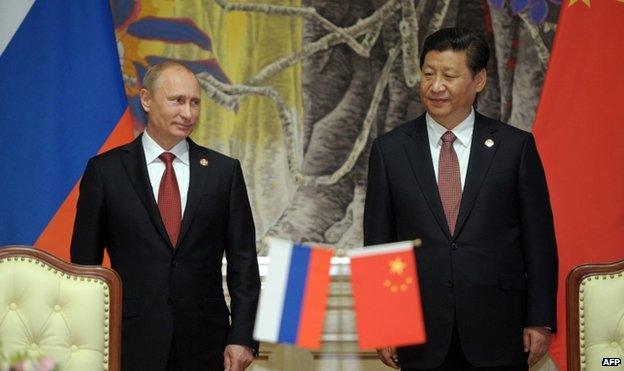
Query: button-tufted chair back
[[567, 259, 624, 371], [0, 246, 121, 370]]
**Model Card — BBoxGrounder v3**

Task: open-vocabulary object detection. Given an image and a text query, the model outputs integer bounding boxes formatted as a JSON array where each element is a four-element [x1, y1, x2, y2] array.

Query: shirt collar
[[141, 130, 190, 165], [426, 108, 475, 148]]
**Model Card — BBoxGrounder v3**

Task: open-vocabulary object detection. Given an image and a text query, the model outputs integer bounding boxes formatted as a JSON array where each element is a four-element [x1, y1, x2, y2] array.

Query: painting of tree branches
[[111, 0, 561, 254]]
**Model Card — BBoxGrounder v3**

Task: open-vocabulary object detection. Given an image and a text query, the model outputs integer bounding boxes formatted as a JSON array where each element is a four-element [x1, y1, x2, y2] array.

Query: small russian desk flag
[[254, 238, 333, 349]]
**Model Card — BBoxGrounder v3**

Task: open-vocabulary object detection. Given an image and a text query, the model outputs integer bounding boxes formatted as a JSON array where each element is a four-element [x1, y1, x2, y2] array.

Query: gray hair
[[141, 61, 196, 93]]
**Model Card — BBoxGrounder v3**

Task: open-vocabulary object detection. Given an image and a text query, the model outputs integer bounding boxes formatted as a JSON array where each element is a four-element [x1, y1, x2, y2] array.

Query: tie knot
[[159, 152, 176, 165], [441, 131, 457, 143]]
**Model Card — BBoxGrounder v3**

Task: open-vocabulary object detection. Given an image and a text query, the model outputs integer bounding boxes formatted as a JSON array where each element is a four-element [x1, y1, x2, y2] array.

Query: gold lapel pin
[[199, 158, 209, 166], [484, 139, 494, 148]]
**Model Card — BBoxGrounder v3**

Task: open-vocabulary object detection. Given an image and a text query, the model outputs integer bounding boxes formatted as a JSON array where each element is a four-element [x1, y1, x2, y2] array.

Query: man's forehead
[[423, 50, 467, 67], [157, 68, 200, 92]]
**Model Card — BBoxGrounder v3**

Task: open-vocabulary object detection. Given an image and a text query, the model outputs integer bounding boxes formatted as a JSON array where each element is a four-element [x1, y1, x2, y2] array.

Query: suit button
[[451, 243, 458, 250], [446, 280, 454, 288], [167, 298, 173, 305]]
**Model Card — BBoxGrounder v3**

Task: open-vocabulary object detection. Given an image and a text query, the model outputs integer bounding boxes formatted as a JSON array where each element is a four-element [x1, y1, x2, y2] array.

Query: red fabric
[[158, 152, 181, 247], [350, 247, 426, 349], [296, 246, 333, 349], [35, 109, 133, 265], [438, 131, 461, 235], [532, 2, 624, 369]]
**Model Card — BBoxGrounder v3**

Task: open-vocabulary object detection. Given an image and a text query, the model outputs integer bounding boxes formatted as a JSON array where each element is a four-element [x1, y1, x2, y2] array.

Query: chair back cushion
[[568, 260, 624, 371], [0, 247, 120, 371]]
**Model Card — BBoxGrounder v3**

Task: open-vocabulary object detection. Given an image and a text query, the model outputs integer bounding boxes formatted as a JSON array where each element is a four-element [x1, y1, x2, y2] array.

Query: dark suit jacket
[[364, 112, 558, 368], [71, 135, 260, 371]]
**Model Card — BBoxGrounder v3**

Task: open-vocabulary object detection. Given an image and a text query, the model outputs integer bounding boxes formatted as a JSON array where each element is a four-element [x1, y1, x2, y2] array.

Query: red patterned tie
[[158, 152, 181, 247], [438, 131, 462, 235]]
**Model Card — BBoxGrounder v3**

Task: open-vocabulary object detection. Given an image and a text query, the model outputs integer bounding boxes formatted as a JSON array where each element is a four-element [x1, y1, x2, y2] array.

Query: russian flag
[[254, 239, 333, 349], [0, 1, 133, 259]]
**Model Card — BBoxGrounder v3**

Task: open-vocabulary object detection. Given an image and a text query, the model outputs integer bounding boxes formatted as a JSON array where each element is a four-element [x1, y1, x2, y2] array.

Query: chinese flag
[[349, 241, 426, 349], [532, 1, 624, 370]]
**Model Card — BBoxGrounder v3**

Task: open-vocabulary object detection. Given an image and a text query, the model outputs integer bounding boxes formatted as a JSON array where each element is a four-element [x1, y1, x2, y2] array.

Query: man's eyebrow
[[166, 94, 192, 99]]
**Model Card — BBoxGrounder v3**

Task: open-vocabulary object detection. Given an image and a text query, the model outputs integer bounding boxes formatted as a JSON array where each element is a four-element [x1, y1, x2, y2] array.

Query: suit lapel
[[402, 115, 451, 239], [454, 113, 498, 238], [121, 134, 172, 247], [178, 139, 213, 248]]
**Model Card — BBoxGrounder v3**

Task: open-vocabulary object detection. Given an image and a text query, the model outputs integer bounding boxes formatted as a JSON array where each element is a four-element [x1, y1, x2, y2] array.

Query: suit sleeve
[[70, 158, 106, 265], [224, 160, 260, 349], [364, 140, 398, 246], [518, 133, 558, 331]]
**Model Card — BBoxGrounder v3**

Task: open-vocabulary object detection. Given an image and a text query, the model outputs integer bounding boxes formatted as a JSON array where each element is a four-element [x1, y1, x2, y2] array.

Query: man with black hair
[[364, 27, 557, 370]]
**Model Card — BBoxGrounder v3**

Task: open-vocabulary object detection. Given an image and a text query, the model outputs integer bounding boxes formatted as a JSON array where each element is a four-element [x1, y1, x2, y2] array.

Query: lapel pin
[[484, 139, 494, 148], [199, 158, 209, 167]]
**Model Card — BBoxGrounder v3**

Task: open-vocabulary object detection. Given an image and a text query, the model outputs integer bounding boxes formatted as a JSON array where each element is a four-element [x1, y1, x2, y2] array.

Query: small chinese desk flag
[[254, 238, 333, 349], [349, 240, 426, 349]]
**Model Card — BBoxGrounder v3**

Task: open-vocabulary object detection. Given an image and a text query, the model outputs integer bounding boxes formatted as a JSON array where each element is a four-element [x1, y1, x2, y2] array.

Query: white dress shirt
[[142, 131, 190, 214], [426, 109, 475, 191]]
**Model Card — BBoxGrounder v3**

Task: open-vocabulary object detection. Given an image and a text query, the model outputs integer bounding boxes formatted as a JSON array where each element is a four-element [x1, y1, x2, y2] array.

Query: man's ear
[[139, 88, 151, 112], [475, 69, 487, 93]]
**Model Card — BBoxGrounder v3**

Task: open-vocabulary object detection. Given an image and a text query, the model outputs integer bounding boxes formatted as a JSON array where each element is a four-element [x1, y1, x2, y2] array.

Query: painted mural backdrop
[[110, 0, 560, 254]]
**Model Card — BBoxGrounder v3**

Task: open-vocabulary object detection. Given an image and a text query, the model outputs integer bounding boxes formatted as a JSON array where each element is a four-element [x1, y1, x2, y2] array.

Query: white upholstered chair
[[567, 259, 624, 371], [0, 246, 121, 370]]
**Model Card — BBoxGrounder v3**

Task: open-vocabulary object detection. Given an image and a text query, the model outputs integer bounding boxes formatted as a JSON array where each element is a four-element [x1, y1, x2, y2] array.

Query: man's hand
[[523, 327, 551, 367], [376, 346, 399, 369], [223, 344, 254, 371]]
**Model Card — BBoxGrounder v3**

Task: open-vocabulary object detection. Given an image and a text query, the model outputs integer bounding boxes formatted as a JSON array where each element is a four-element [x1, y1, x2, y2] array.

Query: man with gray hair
[[72, 61, 260, 371]]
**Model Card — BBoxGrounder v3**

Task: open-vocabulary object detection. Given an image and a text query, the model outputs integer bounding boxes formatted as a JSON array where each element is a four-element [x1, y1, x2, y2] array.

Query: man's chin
[[173, 127, 194, 137], [426, 100, 451, 111]]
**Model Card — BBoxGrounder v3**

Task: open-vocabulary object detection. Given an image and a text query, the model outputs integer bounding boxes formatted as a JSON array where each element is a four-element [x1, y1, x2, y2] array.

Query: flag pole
[[261, 237, 422, 258]]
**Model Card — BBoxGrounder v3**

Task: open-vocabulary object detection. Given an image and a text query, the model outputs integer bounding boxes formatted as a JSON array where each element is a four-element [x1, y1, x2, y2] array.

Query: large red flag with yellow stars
[[348, 240, 426, 349], [532, 1, 624, 369]]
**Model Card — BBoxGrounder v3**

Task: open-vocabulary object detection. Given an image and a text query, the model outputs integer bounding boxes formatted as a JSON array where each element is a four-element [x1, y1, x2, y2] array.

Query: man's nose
[[430, 76, 445, 92], [180, 102, 192, 119]]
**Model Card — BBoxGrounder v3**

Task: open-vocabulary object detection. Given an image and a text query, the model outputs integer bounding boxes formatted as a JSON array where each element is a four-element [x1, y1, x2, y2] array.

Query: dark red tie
[[438, 131, 462, 235], [158, 152, 181, 247]]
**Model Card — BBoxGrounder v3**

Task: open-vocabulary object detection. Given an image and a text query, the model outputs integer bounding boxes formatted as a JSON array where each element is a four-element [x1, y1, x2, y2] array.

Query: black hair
[[420, 27, 490, 76]]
